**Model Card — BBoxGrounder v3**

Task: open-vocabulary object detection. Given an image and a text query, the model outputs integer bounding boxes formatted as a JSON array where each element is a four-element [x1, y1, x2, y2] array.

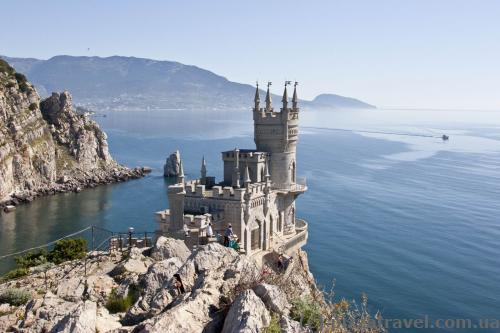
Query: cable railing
[[0, 225, 161, 283]]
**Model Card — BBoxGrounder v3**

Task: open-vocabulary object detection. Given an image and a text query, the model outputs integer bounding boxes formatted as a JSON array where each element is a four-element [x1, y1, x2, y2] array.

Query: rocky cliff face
[[0, 238, 326, 332], [0, 59, 146, 206]]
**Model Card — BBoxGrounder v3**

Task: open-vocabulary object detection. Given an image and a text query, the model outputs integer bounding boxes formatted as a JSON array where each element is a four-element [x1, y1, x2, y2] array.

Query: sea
[[1, 107, 499, 332]]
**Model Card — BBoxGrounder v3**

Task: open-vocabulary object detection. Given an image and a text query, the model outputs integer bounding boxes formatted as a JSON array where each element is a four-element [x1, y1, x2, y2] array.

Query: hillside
[[0, 59, 145, 206], [2, 55, 375, 111]]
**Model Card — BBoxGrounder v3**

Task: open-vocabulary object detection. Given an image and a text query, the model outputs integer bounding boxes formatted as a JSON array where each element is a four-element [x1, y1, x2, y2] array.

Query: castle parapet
[[195, 184, 205, 196], [212, 186, 222, 196], [223, 186, 233, 196]]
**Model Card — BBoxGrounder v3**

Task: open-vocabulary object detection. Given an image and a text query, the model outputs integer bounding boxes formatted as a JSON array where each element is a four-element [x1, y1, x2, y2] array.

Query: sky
[[1, 0, 499, 109]]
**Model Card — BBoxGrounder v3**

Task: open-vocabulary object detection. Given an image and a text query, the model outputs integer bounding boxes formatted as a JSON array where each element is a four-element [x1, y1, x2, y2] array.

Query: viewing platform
[[272, 218, 308, 255], [272, 177, 307, 194]]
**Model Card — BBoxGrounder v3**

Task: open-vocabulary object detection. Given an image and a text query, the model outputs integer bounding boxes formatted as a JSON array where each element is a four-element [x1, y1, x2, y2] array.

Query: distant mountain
[[1, 55, 375, 111], [303, 93, 375, 109]]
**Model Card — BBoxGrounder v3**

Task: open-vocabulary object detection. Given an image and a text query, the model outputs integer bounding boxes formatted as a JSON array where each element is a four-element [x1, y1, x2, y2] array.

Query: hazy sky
[[1, 0, 499, 109]]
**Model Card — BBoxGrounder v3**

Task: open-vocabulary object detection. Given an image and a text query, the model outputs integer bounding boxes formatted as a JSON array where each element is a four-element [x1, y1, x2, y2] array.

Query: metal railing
[[0, 225, 161, 283]]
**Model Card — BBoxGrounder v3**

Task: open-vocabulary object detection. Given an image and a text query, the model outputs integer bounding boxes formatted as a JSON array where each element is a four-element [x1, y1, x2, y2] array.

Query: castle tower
[[253, 81, 300, 187]]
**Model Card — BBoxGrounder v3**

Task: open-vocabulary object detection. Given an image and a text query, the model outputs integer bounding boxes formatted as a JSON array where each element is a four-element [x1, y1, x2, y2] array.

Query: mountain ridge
[[1, 55, 375, 111]]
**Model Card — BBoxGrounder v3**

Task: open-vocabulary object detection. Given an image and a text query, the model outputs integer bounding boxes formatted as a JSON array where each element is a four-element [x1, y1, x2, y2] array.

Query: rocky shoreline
[[1, 59, 153, 210], [0, 166, 150, 210]]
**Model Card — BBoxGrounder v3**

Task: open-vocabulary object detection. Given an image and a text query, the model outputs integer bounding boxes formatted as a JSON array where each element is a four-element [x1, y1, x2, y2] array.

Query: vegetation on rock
[[15, 249, 48, 269], [47, 238, 87, 264], [291, 296, 323, 330], [1, 238, 87, 282], [0, 268, 29, 282], [263, 313, 281, 333], [105, 285, 141, 314], [0, 288, 32, 306]]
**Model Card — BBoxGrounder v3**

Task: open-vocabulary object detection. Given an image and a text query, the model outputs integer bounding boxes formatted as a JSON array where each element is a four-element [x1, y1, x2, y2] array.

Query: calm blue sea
[[1, 108, 499, 332]]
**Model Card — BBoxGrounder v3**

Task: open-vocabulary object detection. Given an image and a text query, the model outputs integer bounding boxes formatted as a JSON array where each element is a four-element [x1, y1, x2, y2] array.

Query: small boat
[[442, 135, 449, 141], [3, 205, 16, 213]]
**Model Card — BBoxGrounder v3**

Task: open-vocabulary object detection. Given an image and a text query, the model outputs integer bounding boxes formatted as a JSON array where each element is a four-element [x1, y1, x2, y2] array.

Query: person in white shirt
[[206, 222, 214, 238]]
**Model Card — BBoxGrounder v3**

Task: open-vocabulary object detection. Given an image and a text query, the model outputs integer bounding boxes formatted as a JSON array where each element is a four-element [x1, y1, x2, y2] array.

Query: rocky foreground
[[0, 237, 325, 332], [0, 59, 149, 209]]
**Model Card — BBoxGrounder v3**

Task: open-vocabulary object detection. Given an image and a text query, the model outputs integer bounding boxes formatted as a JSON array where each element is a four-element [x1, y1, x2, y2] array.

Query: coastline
[[0, 166, 150, 211]]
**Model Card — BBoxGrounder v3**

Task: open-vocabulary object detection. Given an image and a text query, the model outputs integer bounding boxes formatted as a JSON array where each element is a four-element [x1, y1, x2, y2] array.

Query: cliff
[[0, 238, 329, 332], [0, 59, 146, 206]]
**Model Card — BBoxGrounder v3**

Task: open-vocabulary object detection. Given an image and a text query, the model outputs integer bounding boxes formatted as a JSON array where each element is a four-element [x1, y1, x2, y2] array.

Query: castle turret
[[254, 81, 300, 187]]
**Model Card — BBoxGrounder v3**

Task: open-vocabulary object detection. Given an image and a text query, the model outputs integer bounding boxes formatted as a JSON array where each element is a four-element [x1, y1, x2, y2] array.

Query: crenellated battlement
[[183, 180, 273, 201]]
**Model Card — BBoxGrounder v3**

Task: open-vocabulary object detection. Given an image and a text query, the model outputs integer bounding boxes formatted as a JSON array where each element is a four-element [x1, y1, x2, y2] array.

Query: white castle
[[157, 81, 308, 257]]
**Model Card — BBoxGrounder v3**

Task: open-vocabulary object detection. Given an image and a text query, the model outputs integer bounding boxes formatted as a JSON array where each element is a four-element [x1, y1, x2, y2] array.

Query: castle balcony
[[271, 177, 307, 194], [272, 218, 308, 256]]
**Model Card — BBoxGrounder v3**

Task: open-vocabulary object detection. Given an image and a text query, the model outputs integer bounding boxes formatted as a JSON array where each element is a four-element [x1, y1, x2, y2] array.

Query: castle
[[156, 81, 308, 257]]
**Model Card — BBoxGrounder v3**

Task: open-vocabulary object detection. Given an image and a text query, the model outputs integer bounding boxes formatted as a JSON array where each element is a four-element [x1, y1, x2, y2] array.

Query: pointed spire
[[232, 148, 240, 188], [292, 81, 299, 110], [201, 155, 207, 179], [234, 148, 239, 168], [282, 81, 291, 110], [178, 158, 185, 184], [265, 81, 272, 111], [244, 164, 251, 185], [254, 82, 260, 103], [264, 158, 271, 180]]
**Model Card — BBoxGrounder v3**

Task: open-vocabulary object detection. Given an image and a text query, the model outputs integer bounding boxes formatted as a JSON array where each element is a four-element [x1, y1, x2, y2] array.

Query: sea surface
[[1, 107, 500, 332]]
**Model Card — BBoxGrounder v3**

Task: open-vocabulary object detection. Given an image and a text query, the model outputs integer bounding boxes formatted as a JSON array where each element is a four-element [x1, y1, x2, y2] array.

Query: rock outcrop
[[150, 236, 191, 262], [0, 237, 325, 333], [0, 59, 148, 207], [222, 289, 271, 333], [163, 150, 181, 177]]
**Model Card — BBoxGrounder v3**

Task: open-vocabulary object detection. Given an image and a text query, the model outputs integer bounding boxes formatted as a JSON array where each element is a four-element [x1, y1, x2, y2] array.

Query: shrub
[[105, 285, 140, 314], [264, 313, 281, 333], [0, 59, 15, 75], [0, 288, 32, 306], [290, 296, 322, 331], [1, 267, 29, 282], [14, 72, 27, 84], [15, 249, 47, 269], [18, 81, 29, 93], [28, 102, 38, 111], [47, 238, 87, 264]]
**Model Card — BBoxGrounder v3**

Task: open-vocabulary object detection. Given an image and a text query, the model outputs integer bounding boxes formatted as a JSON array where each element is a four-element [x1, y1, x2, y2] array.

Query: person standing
[[224, 224, 234, 247], [206, 222, 214, 238]]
